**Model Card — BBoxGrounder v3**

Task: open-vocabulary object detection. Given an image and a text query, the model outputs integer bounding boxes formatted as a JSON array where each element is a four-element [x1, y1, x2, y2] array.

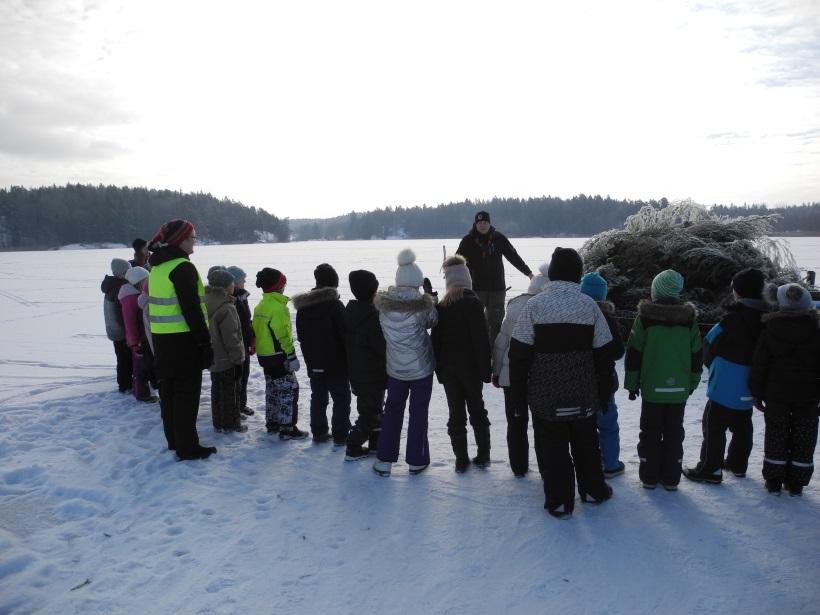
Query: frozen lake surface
[[0, 237, 818, 614]]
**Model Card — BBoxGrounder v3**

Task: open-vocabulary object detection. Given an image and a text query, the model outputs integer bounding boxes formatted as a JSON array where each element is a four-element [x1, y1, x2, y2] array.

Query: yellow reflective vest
[[148, 258, 207, 335], [252, 291, 294, 367]]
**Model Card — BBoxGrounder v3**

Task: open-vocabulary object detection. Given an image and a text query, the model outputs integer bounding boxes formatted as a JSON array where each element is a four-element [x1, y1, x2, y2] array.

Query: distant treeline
[[0, 184, 290, 249], [291, 196, 820, 240]]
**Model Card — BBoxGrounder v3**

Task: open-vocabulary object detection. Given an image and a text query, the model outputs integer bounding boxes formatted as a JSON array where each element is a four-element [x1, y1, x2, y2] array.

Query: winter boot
[[240, 406, 255, 416], [408, 463, 429, 475], [788, 483, 803, 497], [312, 432, 332, 444], [280, 425, 309, 440], [345, 444, 370, 461], [545, 503, 572, 519], [451, 435, 471, 474], [266, 422, 280, 434], [766, 480, 782, 495], [373, 460, 392, 477], [580, 484, 613, 504], [603, 461, 626, 479], [683, 465, 723, 485], [471, 423, 491, 468]]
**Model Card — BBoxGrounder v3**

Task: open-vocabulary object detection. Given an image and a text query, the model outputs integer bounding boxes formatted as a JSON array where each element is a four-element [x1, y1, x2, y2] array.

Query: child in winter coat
[[684, 268, 770, 485], [432, 255, 492, 473], [580, 272, 626, 478], [625, 269, 703, 491], [344, 270, 387, 461], [101, 258, 133, 393], [205, 269, 247, 433], [227, 265, 256, 418], [293, 264, 351, 445], [119, 266, 156, 402], [372, 249, 438, 477], [252, 268, 308, 440], [492, 264, 549, 477], [750, 283, 820, 496], [136, 278, 157, 390], [509, 248, 614, 518]]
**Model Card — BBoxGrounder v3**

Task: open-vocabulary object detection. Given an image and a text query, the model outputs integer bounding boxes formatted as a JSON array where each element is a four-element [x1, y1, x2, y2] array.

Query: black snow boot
[[451, 435, 470, 473], [471, 424, 491, 468]]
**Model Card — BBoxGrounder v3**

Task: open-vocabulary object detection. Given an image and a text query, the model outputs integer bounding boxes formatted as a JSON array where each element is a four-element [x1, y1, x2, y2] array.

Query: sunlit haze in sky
[[1, 0, 818, 218]]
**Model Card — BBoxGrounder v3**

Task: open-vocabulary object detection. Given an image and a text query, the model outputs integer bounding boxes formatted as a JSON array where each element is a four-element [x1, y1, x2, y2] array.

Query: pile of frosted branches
[[580, 200, 798, 322]]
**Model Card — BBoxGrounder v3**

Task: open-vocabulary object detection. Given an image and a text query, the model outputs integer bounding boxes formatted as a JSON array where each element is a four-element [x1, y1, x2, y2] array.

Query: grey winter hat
[[208, 268, 235, 289], [125, 266, 149, 286], [226, 265, 246, 283], [442, 254, 472, 290], [111, 258, 131, 277], [208, 265, 227, 276], [395, 248, 424, 288], [776, 283, 812, 311]]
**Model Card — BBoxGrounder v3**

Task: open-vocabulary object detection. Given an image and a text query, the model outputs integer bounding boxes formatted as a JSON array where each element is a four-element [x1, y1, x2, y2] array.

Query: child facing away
[[683, 268, 770, 485], [293, 264, 351, 445], [492, 264, 549, 477], [431, 255, 492, 473], [625, 269, 703, 491], [119, 266, 156, 402], [252, 268, 308, 440], [227, 265, 256, 418], [580, 272, 626, 478], [102, 258, 133, 393], [205, 268, 247, 433], [372, 249, 438, 477], [344, 270, 387, 461], [750, 283, 820, 496]]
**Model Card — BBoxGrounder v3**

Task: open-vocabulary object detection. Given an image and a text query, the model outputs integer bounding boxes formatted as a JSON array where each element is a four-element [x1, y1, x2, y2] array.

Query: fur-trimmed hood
[[637, 299, 697, 325], [762, 309, 819, 324], [595, 300, 615, 314], [375, 287, 436, 313], [292, 287, 340, 310]]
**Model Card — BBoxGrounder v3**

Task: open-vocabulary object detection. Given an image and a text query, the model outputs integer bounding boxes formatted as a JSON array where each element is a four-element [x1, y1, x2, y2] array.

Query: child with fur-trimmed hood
[[625, 269, 703, 491], [372, 249, 438, 477], [293, 263, 351, 445], [432, 255, 492, 473]]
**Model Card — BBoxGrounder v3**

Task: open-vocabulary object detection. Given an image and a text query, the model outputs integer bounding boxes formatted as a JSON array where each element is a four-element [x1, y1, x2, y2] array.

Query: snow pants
[[309, 374, 351, 443], [159, 371, 203, 456], [597, 395, 621, 471], [441, 371, 490, 437], [763, 404, 818, 487], [534, 415, 609, 515], [347, 383, 385, 449], [475, 290, 506, 345], [377, 375, 433, 466], [210, 368, 241, 430], [265, 373, 299, 429], [638, 401, 685, 487], [131, 347, 153, 401], [113, 339, 133, 393], [239, 354, 251, 411], [697, 400, 753, 474], [503, 387, 544, 476]]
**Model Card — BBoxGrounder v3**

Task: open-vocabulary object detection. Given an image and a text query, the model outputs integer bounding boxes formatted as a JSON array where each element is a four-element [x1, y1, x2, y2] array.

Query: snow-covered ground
[[1, 237, 819, 614]]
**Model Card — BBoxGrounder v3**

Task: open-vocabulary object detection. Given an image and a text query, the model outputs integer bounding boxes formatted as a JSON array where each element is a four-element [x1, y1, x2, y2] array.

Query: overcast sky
[[1, 0, 818, 218]]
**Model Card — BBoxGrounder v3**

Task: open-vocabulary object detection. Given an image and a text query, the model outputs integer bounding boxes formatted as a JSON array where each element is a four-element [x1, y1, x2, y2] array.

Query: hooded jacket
[[101, 275, 127, 341], [375, 287, 438, 381], [624, 299, 703, 403], [205, 286, 246, 373], [344, 299, 387, 388], [118, 283, 144, 349], [432, 288, 491, 383], [456, 226, 532, 292], [749, 309, 820, 407], [147, 246, 211, 377], [704, 299, 770, 410], [293, 287, 347, 378]]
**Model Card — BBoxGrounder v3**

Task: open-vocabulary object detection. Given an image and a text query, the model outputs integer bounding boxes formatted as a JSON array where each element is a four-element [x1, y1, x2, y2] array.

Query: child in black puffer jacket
[[750, 283, 820, 496]]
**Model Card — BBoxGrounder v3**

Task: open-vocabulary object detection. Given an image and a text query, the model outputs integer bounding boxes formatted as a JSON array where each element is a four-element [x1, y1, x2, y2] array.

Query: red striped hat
[[150, 219, 195, 248]]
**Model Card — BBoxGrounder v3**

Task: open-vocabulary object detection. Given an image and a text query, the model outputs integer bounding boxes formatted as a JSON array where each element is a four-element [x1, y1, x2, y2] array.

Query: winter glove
[[286, 356, 301, 373], [628, 390, 639, 401], [233, 364, 243, 380], [422, 277, 438, 297], [199, 344, 214, 370]]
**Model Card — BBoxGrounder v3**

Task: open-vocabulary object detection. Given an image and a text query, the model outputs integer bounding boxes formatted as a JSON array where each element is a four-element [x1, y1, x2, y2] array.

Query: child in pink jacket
[[119, 267, 156, 402]]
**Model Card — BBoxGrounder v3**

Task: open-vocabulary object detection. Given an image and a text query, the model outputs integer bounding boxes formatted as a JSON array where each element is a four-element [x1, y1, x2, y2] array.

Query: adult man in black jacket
[[456, 211, 532, 342]]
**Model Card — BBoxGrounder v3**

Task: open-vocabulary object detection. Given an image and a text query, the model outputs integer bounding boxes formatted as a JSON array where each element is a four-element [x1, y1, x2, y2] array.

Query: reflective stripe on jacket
[[148, 258, 207, 334]]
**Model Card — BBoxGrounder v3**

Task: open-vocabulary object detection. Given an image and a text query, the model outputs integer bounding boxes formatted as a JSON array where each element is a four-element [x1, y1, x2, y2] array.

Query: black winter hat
[[314, 263, 339, 288], [731, 268, 765, 299], [547, 247, 583, 283], [349, 270, 379, 301], [132, 238, 147, 251], [475, 211, 491, 223], [256, 267, 284, 290]]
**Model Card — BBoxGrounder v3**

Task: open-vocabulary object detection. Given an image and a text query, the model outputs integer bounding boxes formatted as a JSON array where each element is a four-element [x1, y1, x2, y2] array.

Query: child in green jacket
[[252, 268, 308, 440], [625, 269, 703, 490]]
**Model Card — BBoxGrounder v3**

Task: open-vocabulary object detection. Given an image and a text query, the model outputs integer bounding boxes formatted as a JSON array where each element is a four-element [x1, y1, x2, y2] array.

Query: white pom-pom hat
[[395, 248, 424, 288]]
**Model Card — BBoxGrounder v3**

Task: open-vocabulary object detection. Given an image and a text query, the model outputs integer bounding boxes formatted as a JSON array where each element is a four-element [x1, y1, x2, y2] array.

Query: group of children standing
[[103, 239, 820, 515]]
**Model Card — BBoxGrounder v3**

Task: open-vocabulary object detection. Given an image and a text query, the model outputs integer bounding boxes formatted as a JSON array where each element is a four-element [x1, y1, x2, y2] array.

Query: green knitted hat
[[651, 269, 684, 300]]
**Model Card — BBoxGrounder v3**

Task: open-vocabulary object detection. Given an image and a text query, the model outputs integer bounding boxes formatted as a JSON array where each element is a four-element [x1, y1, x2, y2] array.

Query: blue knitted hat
[[580, 272, 608, 301]]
